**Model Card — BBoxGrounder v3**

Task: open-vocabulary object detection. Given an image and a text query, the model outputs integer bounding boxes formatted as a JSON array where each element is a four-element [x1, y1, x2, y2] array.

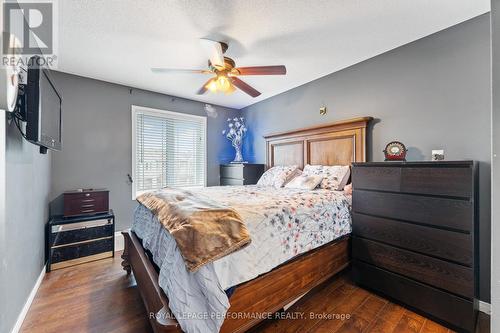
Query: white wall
[[0, 109, 6, 332], [0, 4, 9, 333], [491, 0, 499, 330]]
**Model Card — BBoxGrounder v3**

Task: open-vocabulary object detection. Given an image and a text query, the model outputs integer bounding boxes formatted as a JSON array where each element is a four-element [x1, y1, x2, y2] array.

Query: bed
[[121, 116, 372, 333]]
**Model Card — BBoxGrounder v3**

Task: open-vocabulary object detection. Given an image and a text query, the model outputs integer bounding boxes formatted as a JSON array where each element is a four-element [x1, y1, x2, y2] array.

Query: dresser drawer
[[220, 164, 264, 185], [353, 260, 476, 332], [50, 237, 113, 264], [64, 191, 109, 217], [65, 191, 108, 201], [220, 178, 245, 186], [353, 166, 472, 197], [220, 165, 244, 179], [352, 190, 472, 232], [353, 237, 474, 298], [51, 220, 113, 247], [352, 213, 472, 265], [352, 167, 402, 192], [401, 167, 472, 198]]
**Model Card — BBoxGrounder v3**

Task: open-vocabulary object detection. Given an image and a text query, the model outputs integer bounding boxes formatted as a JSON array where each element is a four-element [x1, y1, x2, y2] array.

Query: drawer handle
[[81, 199, 95, 203], [85, 193, 91, 197], [81, 204, 94, 208], [81, 209, 95, 213]]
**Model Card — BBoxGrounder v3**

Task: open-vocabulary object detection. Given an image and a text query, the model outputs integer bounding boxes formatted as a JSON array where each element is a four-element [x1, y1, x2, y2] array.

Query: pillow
[[338, 167, 351, 190], [285, 174, 323, 190], [302, 164, 351, 190], [257, 165, 301, 188], [344, 183, 353, 195]]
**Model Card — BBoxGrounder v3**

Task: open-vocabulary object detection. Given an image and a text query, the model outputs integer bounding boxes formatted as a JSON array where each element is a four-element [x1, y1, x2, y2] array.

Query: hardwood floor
[[21, 253, 489, 333]]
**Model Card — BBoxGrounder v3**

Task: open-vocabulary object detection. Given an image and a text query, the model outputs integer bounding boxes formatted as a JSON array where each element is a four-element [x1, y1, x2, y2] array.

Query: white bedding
[[132, 185, 352, 333]]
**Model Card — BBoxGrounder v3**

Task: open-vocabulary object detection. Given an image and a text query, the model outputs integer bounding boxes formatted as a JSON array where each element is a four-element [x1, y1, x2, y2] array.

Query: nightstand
[[220, 163, 265, 185], [46, 211, 115, 272]]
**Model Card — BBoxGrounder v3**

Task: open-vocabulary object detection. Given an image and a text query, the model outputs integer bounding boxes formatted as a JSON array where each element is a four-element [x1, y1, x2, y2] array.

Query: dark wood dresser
[[220, 163, 265, 186], [63, 189, 109, 217], [351, 161, 477, 332]]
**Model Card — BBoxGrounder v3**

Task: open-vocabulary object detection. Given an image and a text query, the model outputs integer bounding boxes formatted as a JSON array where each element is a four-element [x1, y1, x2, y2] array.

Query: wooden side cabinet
[[63, 189, 109, 217], [47, 211, 115, 272], [351, 161, 478, 332], [220, 163, 265, 186]]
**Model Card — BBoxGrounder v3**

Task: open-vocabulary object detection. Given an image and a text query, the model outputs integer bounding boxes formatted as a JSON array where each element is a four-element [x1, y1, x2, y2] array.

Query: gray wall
[[242, 14, 492, 302], [0, 2, 52, 331], [491, 0, 499, 329], [0, 116, 52, 333], [49, 72, 237, 231]]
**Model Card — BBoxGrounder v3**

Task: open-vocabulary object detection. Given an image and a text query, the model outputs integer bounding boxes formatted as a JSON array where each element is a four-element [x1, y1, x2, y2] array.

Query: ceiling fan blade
[[197, 78, 215, 95], [151, 68, 211, 74], [232, 65, 286, 76], [200, 38, 225, 69], [231, 77, 261, 97]]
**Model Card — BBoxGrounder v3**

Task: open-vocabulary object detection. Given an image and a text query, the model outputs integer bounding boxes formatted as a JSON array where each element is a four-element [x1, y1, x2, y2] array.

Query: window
[[132, 105, 207, 199]]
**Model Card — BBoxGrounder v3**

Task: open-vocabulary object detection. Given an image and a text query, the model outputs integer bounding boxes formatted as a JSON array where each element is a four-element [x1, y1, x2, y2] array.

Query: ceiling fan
[[151, 39, 286, 98]]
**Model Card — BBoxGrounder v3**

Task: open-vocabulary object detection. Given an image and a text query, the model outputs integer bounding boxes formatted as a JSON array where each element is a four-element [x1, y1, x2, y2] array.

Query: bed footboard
[[220, 237, 350, 332], [122, 231, 182, 333], [123, 230, 350, 333]]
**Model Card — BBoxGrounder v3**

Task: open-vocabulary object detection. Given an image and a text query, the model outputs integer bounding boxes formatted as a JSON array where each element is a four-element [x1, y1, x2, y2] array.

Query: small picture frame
[[432, 150, 445, 161]]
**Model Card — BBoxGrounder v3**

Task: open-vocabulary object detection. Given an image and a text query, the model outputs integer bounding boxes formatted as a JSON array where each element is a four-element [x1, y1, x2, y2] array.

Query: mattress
[[132, 185, 352, 333]]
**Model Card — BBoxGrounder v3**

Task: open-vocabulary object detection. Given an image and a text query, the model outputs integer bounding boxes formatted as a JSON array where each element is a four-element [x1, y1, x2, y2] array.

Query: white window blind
[[132, 106, 207, 198]]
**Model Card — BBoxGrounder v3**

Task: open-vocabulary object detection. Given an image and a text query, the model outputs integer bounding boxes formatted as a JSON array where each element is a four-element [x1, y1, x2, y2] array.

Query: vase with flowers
[[222, 117, 247, 163]]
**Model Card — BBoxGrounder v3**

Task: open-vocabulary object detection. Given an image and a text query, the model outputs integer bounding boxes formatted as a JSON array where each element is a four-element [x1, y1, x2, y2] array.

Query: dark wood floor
[[21, 253, 489, 333]]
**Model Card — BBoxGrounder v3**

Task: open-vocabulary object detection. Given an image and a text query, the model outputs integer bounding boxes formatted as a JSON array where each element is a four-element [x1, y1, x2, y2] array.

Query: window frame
[[131, 105, 207, 200]]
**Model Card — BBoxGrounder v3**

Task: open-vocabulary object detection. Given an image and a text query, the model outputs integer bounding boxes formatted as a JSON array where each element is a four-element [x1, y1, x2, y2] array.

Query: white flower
[[228, 123, 233, 128], [227, 118, 231, 122], [235, 121, 241, 128], [233, 117, 239, 122], [222, 130, 226, 135]]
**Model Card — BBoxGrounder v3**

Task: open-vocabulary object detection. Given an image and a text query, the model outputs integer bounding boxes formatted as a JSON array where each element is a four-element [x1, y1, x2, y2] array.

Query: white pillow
[[302, 164, 351, 190], [285, 174, 323, 190], [338, 167, 351, 190], [257, 165, 301, 188]]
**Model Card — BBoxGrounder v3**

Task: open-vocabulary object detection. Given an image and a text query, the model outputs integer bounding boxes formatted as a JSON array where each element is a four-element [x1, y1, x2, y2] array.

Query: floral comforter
[[132, 185, 352, 333]]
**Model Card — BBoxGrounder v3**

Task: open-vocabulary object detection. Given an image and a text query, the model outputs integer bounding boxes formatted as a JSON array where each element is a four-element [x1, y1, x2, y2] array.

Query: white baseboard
[[115, 231, 124, 252], [10, 265, 46, 333], [479, 300, 491, 315]]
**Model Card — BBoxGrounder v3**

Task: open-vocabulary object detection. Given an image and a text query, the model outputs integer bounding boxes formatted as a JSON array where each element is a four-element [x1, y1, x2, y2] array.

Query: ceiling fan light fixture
[[224, 84, 236, 95], [152, 40, 285, 98], [216, 75, 231, 92], [206, 78, 218, 93]]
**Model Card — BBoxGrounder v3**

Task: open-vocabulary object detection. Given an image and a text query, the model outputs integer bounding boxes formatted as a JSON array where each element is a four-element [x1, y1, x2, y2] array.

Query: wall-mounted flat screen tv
[[26, 56, 62, 153]]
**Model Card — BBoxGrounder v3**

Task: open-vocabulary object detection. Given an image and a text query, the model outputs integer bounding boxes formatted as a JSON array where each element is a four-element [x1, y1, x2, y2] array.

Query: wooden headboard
[[264, 117, 372, 169]]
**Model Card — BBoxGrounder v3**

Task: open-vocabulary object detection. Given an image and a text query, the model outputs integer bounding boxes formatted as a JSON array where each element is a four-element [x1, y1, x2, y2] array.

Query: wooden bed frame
[[121, 116, 372, 333]]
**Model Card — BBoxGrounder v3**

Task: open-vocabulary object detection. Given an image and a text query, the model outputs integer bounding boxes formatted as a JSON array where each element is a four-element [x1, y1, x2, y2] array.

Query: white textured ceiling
[[58, 0, 490, 109]]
